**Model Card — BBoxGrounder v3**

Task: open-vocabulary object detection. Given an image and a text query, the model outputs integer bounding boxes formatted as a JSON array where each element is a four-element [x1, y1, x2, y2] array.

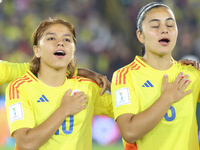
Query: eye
[[64, 38, 70, 42], [152, 26, 159, 28], [166, 20, 175, 28], [48, 37, 55, 41]]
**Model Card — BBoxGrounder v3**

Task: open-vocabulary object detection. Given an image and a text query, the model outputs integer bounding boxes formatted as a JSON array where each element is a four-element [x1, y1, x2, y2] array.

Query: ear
[[33, 45, 41, 58], [136, 30, 144, 44]]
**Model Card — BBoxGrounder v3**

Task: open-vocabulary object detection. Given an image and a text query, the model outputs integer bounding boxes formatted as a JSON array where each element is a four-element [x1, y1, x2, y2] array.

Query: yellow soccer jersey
[[111, 56, 200, 150], [0, 61, 29, 85], [5, 70, 113, 150]]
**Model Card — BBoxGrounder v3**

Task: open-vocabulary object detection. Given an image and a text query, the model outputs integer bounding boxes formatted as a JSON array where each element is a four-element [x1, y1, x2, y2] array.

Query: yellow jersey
[[6, 70, 113, 150], [111, 56, 200, 150]]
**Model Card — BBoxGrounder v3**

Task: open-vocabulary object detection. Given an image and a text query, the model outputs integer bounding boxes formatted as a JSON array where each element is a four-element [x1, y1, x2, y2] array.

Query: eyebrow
[[148, 18, 175, 24], [45, 33, 72, 38]]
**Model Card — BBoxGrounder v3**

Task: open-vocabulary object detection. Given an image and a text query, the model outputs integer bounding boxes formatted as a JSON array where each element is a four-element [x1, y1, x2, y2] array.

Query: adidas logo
[[37, 95, 49, 102], [142, 80, 154, 87]]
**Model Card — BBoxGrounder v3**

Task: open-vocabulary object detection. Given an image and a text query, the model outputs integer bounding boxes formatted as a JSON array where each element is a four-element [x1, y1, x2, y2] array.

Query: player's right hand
[[161, 72, 192, 103], [60, 89, 88, 116]]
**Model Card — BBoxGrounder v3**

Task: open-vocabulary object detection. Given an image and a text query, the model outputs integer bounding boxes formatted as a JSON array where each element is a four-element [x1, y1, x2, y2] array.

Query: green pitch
[[0, 142, 124, 150]]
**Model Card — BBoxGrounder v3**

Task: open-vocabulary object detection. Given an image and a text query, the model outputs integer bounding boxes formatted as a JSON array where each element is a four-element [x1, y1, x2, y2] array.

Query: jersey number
[[164, 106, 176, 121], [55, 115, 74, 135]]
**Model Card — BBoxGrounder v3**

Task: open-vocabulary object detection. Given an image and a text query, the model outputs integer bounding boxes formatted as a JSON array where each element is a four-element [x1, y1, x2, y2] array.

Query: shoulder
[[112, 57, 146, 83], [172, 60, 200, 80], [113, 56, 146, 75], [174, 60, 200, 73], [7, 71, 37, 90]]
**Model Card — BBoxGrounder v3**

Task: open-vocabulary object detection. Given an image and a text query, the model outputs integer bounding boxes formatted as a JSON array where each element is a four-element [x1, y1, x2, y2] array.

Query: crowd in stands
[[0, 0, 200, 90]]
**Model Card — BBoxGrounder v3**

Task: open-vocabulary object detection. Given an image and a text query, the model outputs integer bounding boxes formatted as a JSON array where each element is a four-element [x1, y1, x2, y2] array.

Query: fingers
[[180, 77, 191, 91], [65, 89, 72, 95], [93, 76, 102, 87], [79, 97, 88, 110], [174, 72, 183, 83], [98, 75, 110, 96], [100, 80, 110, 96], [179, 59, 190, 64], [74, 91, 87, 99], [99, 76, 106, 95], [190, 60, 200, 70], [177, 74, 192, 96], [107, 80, 111, 89], [162, 74, 169, 85], [190, 60, 197, 69], [81, 98, 88, 103], [182, 59, 200, 70], [178, 74, 188, 84], [80, 98, 88, 106], [183, 89, 192, 96]]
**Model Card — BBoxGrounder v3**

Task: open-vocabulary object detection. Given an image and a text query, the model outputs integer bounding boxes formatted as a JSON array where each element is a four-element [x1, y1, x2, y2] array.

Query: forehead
[[144, 7, 175, 21], [43, 23, 72, 36]]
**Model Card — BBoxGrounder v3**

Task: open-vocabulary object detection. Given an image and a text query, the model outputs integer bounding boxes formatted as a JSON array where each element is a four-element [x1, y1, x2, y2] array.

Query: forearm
[[15, 107, 69, 150], [119, 94, 173, 143]]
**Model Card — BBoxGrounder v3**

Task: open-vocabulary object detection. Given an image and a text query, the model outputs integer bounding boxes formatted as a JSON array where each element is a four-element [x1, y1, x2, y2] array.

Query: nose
[[57, 41, 64, 47], [160, 25, 168, 34]]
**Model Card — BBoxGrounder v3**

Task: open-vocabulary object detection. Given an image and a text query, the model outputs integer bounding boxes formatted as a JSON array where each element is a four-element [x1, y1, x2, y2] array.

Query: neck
[[37, 66, 67, 87], [142, 53, 173, 70]]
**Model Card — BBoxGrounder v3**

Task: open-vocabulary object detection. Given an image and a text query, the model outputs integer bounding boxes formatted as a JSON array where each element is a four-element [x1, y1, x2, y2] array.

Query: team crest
[[115, 88, 130, 107], [71, 89, 80, 96]]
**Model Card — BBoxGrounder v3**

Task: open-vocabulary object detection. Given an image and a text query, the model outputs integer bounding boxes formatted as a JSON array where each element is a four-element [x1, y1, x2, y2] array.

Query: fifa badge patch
[[9, 102, 24, 123], [115, 88, 130, 107]]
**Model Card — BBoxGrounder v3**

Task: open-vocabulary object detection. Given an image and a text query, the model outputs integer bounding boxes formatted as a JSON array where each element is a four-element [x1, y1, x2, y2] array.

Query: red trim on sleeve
[[119, 68, 125, 85], [115, 70, 121, 85], [123, 68, 129, 84], [9, 75, 32, 100]]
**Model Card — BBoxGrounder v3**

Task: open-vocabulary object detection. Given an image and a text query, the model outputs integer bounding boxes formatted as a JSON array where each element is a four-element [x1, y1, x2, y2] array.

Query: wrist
[[58, 106, 70, 118], [159, 92, 174, 106]]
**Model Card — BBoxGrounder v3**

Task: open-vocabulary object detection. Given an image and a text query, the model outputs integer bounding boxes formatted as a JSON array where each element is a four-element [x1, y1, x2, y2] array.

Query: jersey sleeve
[[111, 70, 140, 120], [0, 61, 29, 85], [5, 81, 35, 137], [195, 70, 200, 103], [92, 84, 114, 118]]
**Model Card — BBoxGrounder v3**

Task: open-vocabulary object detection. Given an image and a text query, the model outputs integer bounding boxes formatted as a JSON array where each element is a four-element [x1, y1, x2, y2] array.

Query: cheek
[[170, 30, 178, 42], [70, 43, 75, 56]]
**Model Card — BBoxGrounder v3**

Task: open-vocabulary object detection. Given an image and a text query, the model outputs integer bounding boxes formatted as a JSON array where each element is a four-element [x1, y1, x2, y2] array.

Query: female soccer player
[[111, 2, 200, 150], [5, 18, 113, 150]]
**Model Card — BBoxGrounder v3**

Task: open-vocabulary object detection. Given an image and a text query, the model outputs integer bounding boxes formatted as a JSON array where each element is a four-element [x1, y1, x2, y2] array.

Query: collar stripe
[[27, 71, 38, 82], [135, 58, 146, 67]]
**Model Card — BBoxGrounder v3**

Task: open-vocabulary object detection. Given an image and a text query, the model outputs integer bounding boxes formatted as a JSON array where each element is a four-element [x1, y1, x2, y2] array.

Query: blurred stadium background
[[1, 0, 200, 149]]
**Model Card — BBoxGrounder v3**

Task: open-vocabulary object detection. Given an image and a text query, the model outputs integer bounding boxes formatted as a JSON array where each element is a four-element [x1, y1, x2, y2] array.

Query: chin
[[53, 65, 68, 70]]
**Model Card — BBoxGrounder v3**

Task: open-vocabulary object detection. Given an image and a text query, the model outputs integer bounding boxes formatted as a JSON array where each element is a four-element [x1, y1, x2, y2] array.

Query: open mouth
[[54, 50, 66, 56], [159, 38, 170, 43]]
